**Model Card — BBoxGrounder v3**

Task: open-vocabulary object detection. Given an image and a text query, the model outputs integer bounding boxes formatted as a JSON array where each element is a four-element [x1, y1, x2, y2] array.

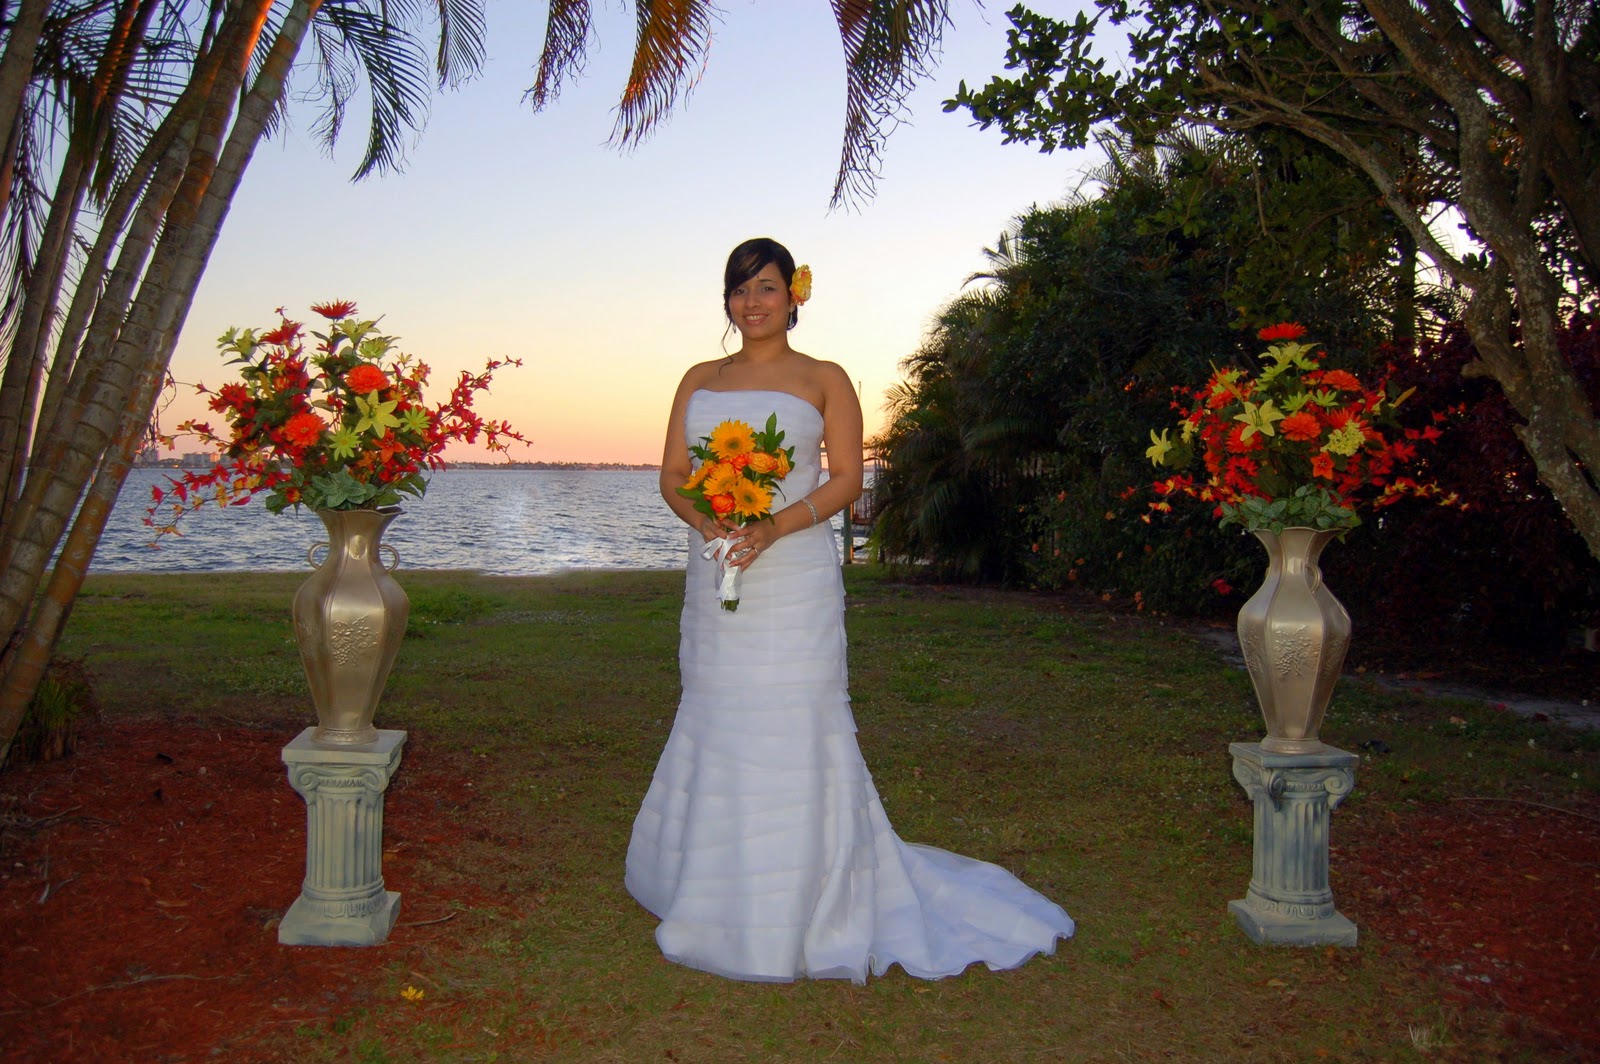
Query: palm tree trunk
[[0, 0, 51, 225], [0, 0, 322, 761]]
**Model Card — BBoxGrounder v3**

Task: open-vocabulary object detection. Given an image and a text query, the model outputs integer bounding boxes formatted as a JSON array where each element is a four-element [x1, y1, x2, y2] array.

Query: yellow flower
[[400, 985, 425, 1002], [1323, 424, 1367, 456], [683, 462, 714, 491], [353, 392, 401, 436], [1145, 428, 1173, 465], [731, 478, 772, 519], [790, 264, 813, 305], [774, 451, 792, 477], [1233, 399, 1284, 441], [708, 420, 756, 459], [701, 461, 740, 495]]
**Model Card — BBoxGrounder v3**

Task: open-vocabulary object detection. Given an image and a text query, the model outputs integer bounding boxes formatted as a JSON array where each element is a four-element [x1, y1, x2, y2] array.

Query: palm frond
[[309, 1, 435, 178], [611, 0, 719, 149], [383, 0, 487, 87], [828, 0, 949, 208], [525, 0, 594, 111]]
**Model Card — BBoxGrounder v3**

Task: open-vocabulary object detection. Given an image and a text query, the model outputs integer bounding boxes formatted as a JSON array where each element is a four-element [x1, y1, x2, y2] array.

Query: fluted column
[[1228, 741, 1358, 946], [279, 728, 406, 946]]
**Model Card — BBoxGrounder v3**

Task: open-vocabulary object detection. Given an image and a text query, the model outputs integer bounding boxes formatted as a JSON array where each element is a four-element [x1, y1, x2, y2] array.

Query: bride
[[625, 237, 1074, 983]]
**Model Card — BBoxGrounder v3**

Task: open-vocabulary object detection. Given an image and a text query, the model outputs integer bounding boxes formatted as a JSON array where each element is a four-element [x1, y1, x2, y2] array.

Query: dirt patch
[[0, 720, 510, 1063]]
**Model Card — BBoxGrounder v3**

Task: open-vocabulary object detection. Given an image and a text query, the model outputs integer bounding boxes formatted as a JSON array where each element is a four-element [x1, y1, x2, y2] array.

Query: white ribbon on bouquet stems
[[701, 533, 744, 611]]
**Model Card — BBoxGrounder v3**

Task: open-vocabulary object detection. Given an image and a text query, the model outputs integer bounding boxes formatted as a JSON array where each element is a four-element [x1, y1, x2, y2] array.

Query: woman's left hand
[[725, 522, 777, 570]]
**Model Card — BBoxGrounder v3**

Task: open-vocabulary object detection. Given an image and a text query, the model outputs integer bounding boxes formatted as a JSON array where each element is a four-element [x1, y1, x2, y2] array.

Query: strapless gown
[[625, 389, 1074, 983]]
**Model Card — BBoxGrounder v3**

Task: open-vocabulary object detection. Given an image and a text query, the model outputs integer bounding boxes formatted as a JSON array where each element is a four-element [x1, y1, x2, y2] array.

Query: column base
[[280, 727, 406, 948], [1228, 897, 1358, 947], [280, 890, 402, 946]]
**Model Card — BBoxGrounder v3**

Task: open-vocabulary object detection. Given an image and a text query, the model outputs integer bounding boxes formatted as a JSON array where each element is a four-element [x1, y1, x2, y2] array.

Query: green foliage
[[7, 662, 93, 766], [872, 125, 1404, 604], [1220, 486, 1355, 534]]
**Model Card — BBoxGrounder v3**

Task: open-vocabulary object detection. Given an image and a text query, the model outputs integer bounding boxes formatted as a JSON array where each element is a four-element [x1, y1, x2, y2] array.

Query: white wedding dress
[[625, 389, 1074, 983]]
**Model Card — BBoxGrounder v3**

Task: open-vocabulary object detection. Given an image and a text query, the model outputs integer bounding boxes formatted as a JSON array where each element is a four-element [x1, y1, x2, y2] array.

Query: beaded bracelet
[[801, 498, 819, 527]]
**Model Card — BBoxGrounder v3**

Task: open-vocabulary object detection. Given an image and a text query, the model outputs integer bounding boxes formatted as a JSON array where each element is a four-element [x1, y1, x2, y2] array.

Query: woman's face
[[726, 262, 793, 341]]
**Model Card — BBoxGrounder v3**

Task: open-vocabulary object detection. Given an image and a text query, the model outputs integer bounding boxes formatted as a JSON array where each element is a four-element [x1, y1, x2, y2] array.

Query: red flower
[[283, 411, 326, 448], [1225, 423, 1261, 454], [1257, 322, 1307, 342], [1310, 452, 1336, 479], [1278, 411, 1322, 442], [258, 321, 301, 347], [346, 364, 390, 394], [311, 300, 357, 319], [1211, 577, 1233, 595], [1318, 369, 1362, 392], [709, 493, 736, 515]]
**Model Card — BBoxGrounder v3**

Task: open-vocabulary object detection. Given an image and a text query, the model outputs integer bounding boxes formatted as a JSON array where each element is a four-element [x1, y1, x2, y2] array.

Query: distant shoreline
[[133, 460, 660, 472]]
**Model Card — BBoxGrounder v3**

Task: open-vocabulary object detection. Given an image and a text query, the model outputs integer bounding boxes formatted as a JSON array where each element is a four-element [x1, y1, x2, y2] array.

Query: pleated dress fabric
[[625, 389, 1075, 984]]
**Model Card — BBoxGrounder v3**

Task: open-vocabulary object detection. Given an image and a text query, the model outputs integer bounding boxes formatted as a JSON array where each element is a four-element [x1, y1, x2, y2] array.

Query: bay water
[[94, 467, 847, 575]]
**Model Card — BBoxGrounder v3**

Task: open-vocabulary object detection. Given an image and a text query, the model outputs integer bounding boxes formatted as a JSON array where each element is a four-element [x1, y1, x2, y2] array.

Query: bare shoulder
[[678, 357, 732, 394]]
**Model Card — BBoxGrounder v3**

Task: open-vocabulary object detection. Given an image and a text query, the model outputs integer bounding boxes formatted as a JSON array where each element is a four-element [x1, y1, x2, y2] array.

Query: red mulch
[[2, 719, 1598, 1061], [0, 720, 507, 1063], [1337, 799, 1600, 1059]]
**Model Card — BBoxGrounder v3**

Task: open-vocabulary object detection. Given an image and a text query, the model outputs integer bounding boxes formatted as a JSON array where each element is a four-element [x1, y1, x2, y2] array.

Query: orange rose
[[709, 493, 736, 515], [748, 452, 779, 474], [730, 453, 750, 470], [774, 451, 792, 477]]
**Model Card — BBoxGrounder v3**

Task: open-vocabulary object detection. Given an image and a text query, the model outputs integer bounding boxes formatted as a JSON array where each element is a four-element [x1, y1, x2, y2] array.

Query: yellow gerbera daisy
[[683, 462, 714, 491], [708, 420, 757, 459], [731, 478, 772, 519], [701, 461, 740, 496]]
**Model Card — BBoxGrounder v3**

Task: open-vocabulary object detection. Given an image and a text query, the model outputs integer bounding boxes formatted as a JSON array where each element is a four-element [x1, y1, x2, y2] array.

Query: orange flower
[[748, 452, 780, 474], [346, 364, 390, 393], [1318, 369, 1362, 392], [709, 493, 736, 515], [1310, 452, 1336, 479], [1278, 411, 1322, 442], [283, 410, 326, 448]]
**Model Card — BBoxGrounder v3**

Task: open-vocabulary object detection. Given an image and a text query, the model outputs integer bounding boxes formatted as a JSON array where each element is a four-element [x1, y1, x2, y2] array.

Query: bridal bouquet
[[678, 414, 795, 610], [146, 300, 526, 536]]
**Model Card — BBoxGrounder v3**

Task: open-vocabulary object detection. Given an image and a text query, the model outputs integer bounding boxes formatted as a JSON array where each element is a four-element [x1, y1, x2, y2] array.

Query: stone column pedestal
[[1228, 741, 1359, 947], [279, 728, 406, 946]]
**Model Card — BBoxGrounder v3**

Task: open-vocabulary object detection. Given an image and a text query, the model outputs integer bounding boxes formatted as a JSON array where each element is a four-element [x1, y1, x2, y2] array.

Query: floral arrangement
[[789, 265, 813, 305], [146, 300, 526, 535], [1145, 323, 1455, 532], [678, 414, 795, 610]]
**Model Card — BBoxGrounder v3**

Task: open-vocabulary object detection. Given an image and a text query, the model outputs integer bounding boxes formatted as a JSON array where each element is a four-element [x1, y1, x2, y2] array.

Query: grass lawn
[[19, 565, 1600, 1062]]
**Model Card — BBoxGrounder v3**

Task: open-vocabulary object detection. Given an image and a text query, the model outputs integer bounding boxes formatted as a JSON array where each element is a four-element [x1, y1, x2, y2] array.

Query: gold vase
[[292, 508, 409, 744], [1236, 527, 1351, 754]]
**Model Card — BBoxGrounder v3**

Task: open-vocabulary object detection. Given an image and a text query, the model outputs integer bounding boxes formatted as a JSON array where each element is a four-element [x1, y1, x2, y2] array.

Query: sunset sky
[[163, 2, 1101, 465]]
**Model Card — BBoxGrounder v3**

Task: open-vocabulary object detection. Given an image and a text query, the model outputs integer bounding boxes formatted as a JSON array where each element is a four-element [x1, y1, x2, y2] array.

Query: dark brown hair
[[723, 237, 799, 330]]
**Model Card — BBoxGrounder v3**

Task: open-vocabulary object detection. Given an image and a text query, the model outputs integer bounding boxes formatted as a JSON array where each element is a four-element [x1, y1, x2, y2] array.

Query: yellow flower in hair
[[701, 461, 740, 495], [731, 478, 773, 519], [790, 265, 813, 305], [708, 419, 756, 459]]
